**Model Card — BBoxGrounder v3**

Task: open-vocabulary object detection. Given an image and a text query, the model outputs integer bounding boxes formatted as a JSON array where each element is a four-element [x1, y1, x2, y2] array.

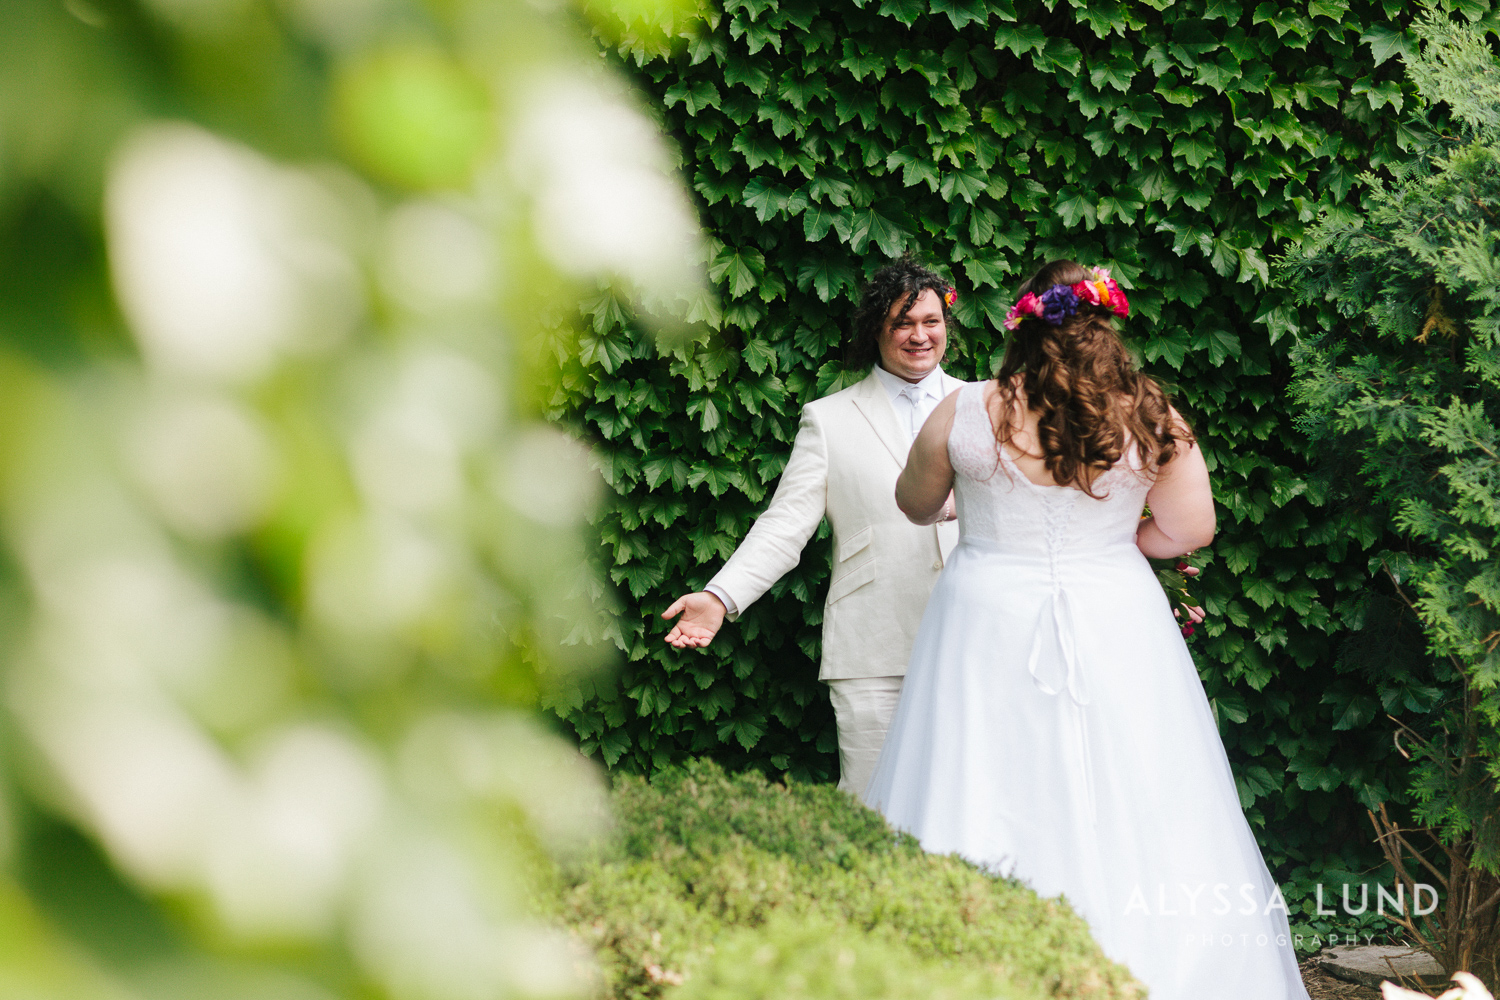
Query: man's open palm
[[662, 592, 726, 648]]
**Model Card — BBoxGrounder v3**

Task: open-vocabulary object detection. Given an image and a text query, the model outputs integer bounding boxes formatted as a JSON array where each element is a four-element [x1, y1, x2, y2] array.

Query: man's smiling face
[[877, 287, 947, 382]]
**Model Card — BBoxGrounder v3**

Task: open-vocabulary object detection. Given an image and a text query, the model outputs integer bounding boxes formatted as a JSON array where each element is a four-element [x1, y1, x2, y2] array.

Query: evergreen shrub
[[1280, 10, 1500, 976], [549, 759, 1143, 1000], [545, 0, 1500, 921]]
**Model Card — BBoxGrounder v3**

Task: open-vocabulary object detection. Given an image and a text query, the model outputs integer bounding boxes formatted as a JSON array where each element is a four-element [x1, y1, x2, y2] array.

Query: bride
[[864, 260, 1309, 999]]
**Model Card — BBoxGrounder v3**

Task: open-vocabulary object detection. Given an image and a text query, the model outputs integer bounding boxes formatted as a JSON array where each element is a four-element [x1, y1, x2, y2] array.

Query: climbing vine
[[546, 0, 1498, 915]]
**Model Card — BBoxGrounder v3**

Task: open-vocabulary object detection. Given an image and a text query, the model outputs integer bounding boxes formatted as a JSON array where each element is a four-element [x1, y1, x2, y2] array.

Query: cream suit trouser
[[826, 675, 905, 798]]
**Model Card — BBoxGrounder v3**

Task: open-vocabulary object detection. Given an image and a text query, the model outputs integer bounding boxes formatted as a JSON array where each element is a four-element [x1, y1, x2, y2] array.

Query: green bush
[[1281, 8, 1500, 877], [546, 0, 1500, 906], [548, 759, 1143, 1000]]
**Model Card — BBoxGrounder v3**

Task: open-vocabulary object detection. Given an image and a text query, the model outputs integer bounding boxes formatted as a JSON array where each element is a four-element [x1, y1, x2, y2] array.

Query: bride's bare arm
[[895, 390, 959, 525], [1137, 406, 1215, 558]]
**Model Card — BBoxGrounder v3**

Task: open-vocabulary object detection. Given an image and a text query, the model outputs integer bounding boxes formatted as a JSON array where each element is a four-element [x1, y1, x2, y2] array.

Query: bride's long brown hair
[[991, 259, 1192, 497]]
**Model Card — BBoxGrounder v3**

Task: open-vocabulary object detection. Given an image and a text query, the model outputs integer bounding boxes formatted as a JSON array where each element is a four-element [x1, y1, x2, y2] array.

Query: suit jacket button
[[932, 559, 943, 570]]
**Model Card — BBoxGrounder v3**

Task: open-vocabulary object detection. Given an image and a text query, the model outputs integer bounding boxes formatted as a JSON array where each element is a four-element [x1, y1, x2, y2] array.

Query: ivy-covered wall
[[547, 0, 1481, 898]]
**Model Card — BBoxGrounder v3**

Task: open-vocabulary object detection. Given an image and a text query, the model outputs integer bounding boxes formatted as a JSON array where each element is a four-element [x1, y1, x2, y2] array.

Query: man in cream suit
[[663, 258, 967, 797]]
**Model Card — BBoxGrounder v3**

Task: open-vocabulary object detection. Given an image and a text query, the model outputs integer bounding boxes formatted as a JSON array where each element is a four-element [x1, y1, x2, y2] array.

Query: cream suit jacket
[[707, 367, 969, 681]]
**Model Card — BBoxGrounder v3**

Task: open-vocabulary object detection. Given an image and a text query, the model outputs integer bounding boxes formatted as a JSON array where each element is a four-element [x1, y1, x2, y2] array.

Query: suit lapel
[[850, 369, 911, 469]]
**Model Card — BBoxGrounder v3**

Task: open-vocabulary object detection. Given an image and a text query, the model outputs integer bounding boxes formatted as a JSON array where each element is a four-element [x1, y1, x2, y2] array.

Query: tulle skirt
[[864, 536, 1309, 1000]]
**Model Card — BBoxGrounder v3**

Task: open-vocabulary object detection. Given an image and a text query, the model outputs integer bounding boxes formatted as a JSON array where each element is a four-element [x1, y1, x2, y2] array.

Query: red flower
[[1181, 623, 1196, 638]]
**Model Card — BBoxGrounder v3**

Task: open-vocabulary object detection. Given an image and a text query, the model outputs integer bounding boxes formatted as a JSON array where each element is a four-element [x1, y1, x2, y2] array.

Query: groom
[[663, 258, 966, 796]]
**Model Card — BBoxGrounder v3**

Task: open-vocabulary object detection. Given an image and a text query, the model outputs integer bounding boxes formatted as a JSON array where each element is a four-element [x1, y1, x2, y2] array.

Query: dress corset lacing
[[1023, 489, 1098, 831], [944, 383, 1150, 832], [1027, 490, 1089, 706]]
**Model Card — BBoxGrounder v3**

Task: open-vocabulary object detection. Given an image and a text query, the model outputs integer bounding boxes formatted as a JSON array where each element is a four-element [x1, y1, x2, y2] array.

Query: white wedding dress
[[864, 383, 1309, 999]]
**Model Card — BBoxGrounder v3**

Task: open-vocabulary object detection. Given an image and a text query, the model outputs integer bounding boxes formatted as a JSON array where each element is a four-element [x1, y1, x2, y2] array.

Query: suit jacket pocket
[[827, 556, 876, 605], [837, 525, 873, 562]]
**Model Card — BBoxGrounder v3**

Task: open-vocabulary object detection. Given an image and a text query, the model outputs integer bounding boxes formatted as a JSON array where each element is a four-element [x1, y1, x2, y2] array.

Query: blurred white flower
[[380, 200, 497, 314], [306, 513, 453, 643], [352, 834, 588, 1000], [107, 123, 361, 382], [127, 390, 280, 538], [350, 349, 502, 515], [511, 73, 704, 299], [493, 425, 602, 526], [27, 551, 233, 698], [398, 712, 610, 855], [282, 0, 386, 51], [206, 725, 386, 939], [27, 698, 240, 887]]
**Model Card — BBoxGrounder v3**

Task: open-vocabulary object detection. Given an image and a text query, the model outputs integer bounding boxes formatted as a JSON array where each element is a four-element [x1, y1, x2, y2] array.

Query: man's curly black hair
[[846, 255, 956, 370]]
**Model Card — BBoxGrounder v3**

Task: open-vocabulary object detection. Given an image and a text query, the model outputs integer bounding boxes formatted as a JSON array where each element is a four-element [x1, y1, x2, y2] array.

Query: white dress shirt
[[707, 364, 950, 617], [870, 363, 947, 444]]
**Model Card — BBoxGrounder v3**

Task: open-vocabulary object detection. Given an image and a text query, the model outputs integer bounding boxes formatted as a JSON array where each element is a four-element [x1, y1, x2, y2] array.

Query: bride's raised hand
[[1176, 559, 1206, 622], [662, 591, 727, 648]]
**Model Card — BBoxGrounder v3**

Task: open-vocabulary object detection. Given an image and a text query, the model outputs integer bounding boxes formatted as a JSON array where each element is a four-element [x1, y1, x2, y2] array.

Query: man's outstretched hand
[[662, 591, 727, 648]]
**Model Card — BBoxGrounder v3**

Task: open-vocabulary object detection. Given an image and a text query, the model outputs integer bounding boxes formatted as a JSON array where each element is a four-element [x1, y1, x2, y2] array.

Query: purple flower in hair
[[1038, 284, 1079, 325]]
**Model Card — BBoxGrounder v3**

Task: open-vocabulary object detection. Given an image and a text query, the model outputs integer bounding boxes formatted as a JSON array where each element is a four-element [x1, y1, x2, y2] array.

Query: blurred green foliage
[[547, 0, 1500, 914], [549, 759, 1143, 1000], [0, 0, 710, 995]]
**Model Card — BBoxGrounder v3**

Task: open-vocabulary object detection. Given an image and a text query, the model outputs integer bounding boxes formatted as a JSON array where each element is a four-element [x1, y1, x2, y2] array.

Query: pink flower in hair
[[1003, 291, 1042, 330]]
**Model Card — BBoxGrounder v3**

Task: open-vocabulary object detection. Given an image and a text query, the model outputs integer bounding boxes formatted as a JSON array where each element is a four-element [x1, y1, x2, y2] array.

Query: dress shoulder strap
[[954, 381, 993, 435], [948, 381, 1001, 479]]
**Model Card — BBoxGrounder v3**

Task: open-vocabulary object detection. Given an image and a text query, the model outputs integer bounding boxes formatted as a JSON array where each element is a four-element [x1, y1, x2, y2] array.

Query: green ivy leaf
[[1172, 132, 1215, 168], [730, 130, 781, 169], [1140, 327, 1192, 368], [847, 202, 909, 256], [1251, 3, 1311, 41], [886, 145, 941, 192], [664, 78, 722, 115], [743, 177, 792, 221], [839, 38, 889, 81], [708, 245, 767, 297], [1055, 188, 1098, 230], [1089, 51, 1137, 93], [1203, 0, 1243, 21], [1236, 248, 1270, 288], [938, 165, 988, 203], [803, 203, 837, 242], [928, 0, 987, 29], [961, 253, 1008, 289], [1296, 65, 1342, 107], [1351, 77, 1404, 113], [1032, 38, 1082, 76], [877, 0, 924, 25], [724, 59, 772, 95], [995, 23, 1046, 57], [1114, 93, 1163, 131], [1196, 327, 1242, 365], [795, 256, 859, 301]]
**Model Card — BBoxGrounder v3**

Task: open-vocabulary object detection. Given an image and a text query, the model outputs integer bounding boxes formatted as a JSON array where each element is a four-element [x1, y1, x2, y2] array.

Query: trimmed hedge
[[545, 0, 1495, 919], [548, 759, 1143, 999]]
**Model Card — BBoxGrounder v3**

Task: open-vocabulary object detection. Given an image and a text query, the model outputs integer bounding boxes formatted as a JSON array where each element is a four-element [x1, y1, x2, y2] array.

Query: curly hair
[[845, 256, 956, 369], [990, 259, 1192, 497]]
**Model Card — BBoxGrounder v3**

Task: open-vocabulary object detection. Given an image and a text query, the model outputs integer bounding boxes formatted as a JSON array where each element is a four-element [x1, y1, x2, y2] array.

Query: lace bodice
[[947, 382, 1152, 555]]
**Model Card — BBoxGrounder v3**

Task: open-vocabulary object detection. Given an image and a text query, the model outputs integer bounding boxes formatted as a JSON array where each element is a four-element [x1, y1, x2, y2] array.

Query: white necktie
[[899, 385, 924, 442]]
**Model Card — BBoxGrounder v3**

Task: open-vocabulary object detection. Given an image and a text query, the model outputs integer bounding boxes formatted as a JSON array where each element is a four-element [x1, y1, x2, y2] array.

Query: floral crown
[[1002, 266, 1129, 331], [942, 285, 958, 308]]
